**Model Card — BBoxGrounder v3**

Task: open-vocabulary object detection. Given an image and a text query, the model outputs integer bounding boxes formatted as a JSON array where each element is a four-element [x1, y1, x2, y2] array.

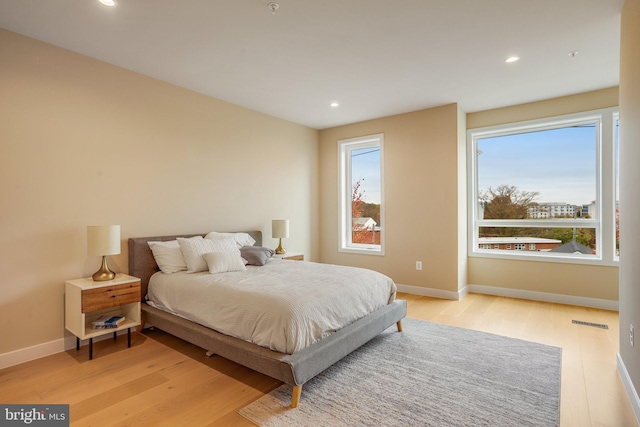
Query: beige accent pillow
[[203, 250, 247, 274]]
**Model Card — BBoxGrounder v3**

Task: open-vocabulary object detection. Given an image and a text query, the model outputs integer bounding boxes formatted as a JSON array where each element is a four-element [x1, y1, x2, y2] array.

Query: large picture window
[[468, 108, 618, 265], [338, 134, 384, 254]]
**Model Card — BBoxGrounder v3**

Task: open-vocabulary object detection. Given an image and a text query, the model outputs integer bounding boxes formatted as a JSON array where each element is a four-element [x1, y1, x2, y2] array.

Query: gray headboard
[[128, 231, 262, 298]]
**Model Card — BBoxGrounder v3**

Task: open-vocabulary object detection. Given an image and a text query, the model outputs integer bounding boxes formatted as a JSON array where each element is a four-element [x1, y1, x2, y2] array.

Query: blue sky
[[477, 125, 597, 206], [351, 147, 381, 204]]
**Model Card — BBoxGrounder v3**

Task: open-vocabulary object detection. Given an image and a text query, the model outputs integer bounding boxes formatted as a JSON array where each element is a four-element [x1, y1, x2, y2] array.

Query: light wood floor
[[1, 293, 637, 426]]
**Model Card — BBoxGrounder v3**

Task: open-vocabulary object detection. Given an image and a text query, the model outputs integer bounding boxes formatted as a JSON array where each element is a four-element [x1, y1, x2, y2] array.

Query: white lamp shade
[[272, 219, 290, 239], [87, 225, 121, 256]]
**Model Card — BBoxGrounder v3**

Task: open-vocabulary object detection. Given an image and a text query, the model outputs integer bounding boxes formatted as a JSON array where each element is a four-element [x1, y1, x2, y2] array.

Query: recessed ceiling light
[[505, 56, 520, 63], [330, 102, 340, 108], [98, 0, 117, 7], [568, 51, 579, 58]]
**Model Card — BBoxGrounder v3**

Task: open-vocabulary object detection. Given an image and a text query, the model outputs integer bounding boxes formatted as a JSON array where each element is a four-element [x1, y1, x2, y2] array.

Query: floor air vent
[[572, 320, 609, 329]]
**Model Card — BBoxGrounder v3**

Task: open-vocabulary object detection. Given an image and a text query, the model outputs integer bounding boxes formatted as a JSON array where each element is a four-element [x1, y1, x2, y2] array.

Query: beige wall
[[0, 29, 319, 355], [467, 88, 620, 302], [466, 87, 619, 129], [318, 104, 466, 294], [619, 0, 640, 412]]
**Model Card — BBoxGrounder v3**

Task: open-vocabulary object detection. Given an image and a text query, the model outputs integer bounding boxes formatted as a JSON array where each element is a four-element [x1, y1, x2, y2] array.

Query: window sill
[[339, 246, 385, 256], [469, 249, 619, 267]]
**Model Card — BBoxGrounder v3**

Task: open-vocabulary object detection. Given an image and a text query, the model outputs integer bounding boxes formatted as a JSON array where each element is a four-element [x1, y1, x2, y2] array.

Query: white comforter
[[146, 259, 396, 354]]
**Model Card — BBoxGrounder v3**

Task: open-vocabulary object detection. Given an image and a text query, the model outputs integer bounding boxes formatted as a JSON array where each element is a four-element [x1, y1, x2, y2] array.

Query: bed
[[128, 231, 406, 408]]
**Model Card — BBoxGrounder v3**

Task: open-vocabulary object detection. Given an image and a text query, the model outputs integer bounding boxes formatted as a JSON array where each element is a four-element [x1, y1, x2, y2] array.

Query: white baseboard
[[396, 283, 617, 311], [617, 353, 640, 425], [396, 283, 465, 300], [0, 330, 131, 370], [0, 337, 70, 370], [464, 284, 619, 311]]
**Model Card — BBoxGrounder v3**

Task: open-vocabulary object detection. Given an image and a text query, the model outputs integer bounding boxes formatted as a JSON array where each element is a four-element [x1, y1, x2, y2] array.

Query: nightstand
[[273, 252, 304, 261], [65, 274, 141, 360]]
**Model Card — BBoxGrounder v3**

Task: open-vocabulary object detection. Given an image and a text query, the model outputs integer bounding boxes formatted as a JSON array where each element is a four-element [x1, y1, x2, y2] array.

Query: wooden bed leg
[[205, 350, 215, 357], [136, 322, 145, 333], [397, 320, 403, 332], [291, 385, 302, 408]]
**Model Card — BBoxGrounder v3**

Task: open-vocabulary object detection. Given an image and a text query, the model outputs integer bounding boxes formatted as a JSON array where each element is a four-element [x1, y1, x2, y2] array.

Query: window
[[468, 108, 618, 265], [338, 134, 384, 254]]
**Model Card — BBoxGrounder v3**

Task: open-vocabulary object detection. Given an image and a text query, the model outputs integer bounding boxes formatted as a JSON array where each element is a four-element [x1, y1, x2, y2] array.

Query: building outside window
[[338, 134, 384, 255], [468, 108, 618, 265]]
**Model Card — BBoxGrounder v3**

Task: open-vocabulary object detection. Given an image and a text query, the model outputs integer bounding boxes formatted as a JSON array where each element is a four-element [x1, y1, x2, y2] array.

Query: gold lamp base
[[92, 256, 116, 281], [275, 238, 286, 255]]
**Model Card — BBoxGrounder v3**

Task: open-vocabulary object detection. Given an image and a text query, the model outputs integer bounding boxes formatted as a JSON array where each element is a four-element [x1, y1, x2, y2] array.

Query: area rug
[[238, 318, 561, 427]]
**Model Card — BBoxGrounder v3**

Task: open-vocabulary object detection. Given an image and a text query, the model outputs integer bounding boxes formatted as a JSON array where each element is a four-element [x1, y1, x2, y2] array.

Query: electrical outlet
[[631, 324, 635, 348], [415, 261, 423, 271]]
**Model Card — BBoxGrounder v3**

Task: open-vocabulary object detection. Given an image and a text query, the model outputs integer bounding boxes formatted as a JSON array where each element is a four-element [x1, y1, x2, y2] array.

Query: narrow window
[[338, 134, 384, 254]]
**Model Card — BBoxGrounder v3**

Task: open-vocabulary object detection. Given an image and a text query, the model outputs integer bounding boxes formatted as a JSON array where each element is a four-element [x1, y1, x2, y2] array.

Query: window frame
[[338, 133, 385, 255], [613, 112, 620, 261], [467, 108, 618, 266]]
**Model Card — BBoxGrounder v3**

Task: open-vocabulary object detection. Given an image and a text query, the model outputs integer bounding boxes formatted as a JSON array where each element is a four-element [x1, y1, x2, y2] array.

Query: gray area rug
[[238, 318, 561, 426]]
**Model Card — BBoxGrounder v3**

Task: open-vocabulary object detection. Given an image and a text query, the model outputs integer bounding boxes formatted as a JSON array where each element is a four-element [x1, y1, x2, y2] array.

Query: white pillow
[[148, 240, 187, 274], [177, 236, 239, 273], [205, 231, 256, 248], [203, 250, 247, 274]]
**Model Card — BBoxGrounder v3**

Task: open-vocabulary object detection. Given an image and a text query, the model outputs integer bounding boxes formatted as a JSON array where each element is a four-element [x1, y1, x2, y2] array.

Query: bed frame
[[128, 231, 407, 408]]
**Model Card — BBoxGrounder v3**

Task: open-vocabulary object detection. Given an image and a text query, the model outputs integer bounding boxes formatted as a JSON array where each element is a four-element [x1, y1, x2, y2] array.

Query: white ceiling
[[0, 0, 624, 129]]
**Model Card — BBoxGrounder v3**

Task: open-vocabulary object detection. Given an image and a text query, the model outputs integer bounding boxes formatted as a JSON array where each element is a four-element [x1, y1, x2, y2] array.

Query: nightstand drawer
[[81, 281, 140, 313]]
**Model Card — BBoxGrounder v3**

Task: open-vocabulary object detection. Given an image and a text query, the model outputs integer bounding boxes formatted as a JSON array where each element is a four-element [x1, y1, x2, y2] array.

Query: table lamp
[[87, 225, 121, 281], [272, 219, 289, 254]]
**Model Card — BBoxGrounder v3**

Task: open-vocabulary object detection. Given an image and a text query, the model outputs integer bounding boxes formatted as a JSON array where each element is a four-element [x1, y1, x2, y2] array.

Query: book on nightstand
[[92, 315, 126, 329]]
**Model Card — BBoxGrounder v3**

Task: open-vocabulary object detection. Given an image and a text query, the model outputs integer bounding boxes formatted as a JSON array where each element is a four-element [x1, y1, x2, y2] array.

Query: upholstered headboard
[[128, 231, 262, 298]]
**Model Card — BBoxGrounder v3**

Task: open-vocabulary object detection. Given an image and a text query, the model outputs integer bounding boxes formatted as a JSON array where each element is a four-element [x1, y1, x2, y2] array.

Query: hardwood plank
[[71, 371, 171, 422]]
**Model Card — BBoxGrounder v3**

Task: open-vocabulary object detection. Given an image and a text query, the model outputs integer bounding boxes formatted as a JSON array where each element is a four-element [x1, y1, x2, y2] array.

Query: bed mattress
[[146, 259, 397, 354]]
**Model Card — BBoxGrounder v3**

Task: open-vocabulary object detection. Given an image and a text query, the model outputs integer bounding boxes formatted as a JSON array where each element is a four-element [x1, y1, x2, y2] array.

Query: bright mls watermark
[[1, 405, 69, 426]]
